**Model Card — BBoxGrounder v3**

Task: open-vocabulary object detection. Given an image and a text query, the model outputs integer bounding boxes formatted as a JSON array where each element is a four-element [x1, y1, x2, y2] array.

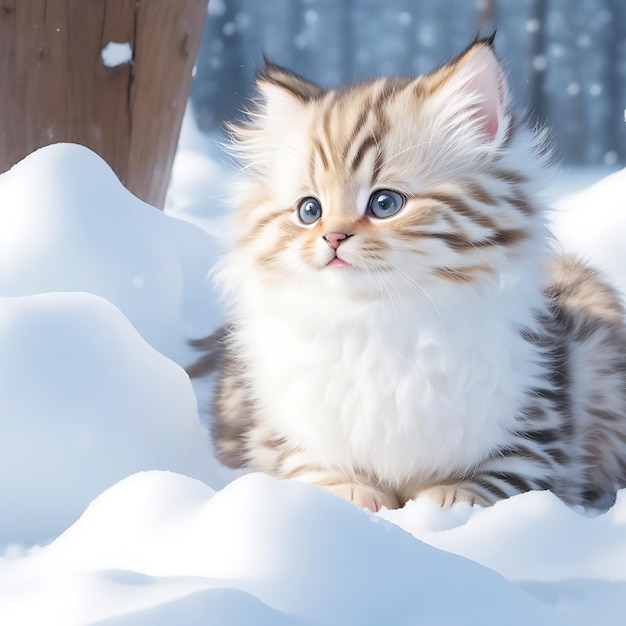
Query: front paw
[[415, 485, 487, 508], [324, 483, 400, 512]]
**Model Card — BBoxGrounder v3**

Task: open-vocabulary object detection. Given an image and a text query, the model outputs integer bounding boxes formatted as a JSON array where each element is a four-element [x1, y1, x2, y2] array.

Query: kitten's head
[[223, 37, 550, 304]]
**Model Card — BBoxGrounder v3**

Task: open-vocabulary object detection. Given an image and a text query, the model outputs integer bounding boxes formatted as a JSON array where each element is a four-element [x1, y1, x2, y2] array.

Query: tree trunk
[[0, 0, 207, 209]]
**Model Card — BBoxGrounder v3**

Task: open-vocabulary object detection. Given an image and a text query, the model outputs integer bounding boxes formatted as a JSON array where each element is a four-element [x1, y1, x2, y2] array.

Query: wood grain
[[0, 0, 207, 208]]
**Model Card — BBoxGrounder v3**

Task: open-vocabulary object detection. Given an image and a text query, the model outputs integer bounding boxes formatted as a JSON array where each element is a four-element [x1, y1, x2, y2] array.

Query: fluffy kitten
[[198, 36, 626, 512]]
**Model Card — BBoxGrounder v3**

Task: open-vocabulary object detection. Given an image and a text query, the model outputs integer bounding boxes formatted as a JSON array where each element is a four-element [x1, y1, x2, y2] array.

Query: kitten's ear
[[228, 61, 323, 169], [257, 60, 325, 103], [243, 58, 324, 136], [429, 36, 511, 149], [254, 61, 324, 123]]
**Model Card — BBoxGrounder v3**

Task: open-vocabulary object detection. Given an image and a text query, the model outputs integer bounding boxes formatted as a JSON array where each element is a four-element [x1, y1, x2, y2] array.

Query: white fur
[[219, 216, 551, 488]]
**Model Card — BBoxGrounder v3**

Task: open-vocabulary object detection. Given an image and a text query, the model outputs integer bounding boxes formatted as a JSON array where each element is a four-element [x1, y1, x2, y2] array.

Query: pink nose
[[324, 232, 350, 249]]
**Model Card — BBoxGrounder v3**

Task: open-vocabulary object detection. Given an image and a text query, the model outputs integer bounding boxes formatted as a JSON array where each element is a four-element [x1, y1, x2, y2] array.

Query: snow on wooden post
[[0, 0, 208, 209]]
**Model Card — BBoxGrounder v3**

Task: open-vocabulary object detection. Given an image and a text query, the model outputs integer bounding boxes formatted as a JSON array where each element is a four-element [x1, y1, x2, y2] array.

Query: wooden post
[[0, 0, 207, 209]]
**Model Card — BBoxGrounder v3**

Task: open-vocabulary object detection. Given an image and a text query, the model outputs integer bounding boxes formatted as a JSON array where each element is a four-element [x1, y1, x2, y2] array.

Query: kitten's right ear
[[228, 62, 323, 169], [256, 59, 325, 104]]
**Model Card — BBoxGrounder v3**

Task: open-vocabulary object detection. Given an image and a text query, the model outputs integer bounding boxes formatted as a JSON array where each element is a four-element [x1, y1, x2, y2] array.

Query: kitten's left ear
[[433, 36, 511, 149]]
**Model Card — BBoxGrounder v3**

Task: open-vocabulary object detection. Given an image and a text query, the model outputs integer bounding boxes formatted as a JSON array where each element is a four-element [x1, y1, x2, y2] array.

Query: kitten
[[197, 36, 626, 512]]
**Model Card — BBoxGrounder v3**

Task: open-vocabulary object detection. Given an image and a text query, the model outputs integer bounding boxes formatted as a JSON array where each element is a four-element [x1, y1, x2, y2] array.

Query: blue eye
[[298, 197, 322, 224], [368, 190, 405, 219]]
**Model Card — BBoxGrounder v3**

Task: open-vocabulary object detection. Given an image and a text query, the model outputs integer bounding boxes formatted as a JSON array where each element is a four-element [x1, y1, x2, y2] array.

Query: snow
[[1, 117, 625, 624], [551, 168, 626, 297], [0, 292, 214, 547], [1, 472, 557, 626], [0, 143, 219, 365], [101, 42, 133, 67]]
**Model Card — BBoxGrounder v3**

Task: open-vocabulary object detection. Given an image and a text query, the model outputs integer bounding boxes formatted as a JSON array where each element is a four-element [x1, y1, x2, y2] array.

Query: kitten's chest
[[239, 300, 538, 484]]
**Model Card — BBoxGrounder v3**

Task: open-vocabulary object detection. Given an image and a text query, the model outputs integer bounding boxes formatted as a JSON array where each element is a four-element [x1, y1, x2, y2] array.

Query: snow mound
[[0, 143, 219, 365], [0, 471, 554, 626], [384, 488, 626, 582], [0, 144, 234, 547], [0, 292, 215, 546], [551, 167, 626, 295]]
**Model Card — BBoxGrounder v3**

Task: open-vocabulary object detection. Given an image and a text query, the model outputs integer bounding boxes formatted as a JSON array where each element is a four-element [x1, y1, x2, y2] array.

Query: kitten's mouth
[[328, 257, 353, 268]]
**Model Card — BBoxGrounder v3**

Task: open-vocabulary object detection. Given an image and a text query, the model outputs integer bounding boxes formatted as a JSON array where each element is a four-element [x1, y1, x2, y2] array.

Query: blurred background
[[189, 0, 626, 167]]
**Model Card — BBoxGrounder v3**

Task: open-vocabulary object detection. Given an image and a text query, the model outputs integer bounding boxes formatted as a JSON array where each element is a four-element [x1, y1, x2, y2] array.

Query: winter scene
[[2, 1, 626, 625]]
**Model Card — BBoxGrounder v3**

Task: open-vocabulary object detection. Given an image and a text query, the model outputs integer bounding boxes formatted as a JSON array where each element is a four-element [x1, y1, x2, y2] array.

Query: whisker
[[373, 265, 398, 322], [285, 264, 308, 300], [379, 139, 433, 170], [389, 263, 442, 321]]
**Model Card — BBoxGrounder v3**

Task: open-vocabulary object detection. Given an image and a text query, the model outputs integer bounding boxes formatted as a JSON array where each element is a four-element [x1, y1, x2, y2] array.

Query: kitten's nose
[[323, 232, 351, 249]]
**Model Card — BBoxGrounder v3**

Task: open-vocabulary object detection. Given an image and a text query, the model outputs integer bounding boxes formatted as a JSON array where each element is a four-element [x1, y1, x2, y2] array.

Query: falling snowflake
[[567, 82, 580, 96], [526, 19, 540, 33], [533, 55, 547, 72], [589, 84, 602, 97], [398, 12, 412, 26]]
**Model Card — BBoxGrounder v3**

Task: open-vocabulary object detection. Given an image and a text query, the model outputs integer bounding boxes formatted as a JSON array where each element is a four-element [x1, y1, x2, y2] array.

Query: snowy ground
[[1, 111, 625, 625]]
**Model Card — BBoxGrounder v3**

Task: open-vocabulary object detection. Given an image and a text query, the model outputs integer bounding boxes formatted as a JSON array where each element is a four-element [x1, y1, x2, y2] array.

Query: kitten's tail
[[185, 325, 227, 378]]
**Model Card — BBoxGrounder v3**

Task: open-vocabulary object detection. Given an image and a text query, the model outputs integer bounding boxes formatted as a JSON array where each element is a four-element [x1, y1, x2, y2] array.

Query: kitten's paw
[[324, 483, 400, 512], [415, 485, 487, 508]]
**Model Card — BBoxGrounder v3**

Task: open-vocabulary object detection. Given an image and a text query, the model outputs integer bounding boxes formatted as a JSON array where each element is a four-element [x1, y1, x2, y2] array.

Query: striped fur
[[202, 38, 626, 512]]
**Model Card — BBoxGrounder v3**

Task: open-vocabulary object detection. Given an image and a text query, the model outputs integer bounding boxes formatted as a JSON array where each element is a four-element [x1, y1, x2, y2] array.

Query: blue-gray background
[[190, 0, 626, 166]]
